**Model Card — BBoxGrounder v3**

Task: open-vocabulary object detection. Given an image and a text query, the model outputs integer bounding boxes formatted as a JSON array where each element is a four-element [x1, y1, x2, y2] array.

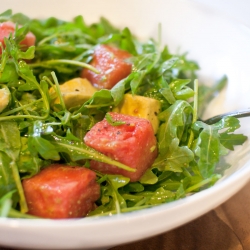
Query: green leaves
[[17, 137, 42, 177], [0, 121, 27, 213], [0, 122, 21, 198], [157, 100, 193, 154], [0, 33, 50, 122], [169, 79, 194, 100], [0, 151, 15, 197], [153, 139, 194, 172], [105, 113, 126, 126], [192, 117, 247, 179], [30, 136, 60, 161], [220, 133, 247, 150], [89, 174, 130, 216], [26, 120, 135, 172], [192, 122, 221, 178]]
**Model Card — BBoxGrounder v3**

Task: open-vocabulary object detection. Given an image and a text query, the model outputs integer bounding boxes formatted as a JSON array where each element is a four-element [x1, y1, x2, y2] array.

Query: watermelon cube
[[84, 112, 158, 182], [81, 45, 132, 89], [22, 164, 100, 219]]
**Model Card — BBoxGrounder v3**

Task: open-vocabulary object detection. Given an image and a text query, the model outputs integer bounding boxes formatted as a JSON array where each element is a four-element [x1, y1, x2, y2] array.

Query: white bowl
[[1, 0, 250, 249]]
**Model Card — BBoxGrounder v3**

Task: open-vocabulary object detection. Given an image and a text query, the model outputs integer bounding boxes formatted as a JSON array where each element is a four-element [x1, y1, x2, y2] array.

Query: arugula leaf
[[0, 121, 27, 213], [193, 123, 221, 179], [192, 117, 247, 179], [17, 137, 42, 177], [0, 9, 12, 22], [157, 100, 193, 155], [169, 79, 194, 100], [0, 190, 16, 217], [159, 79, 176, 104], [145, 187, 175, 205], [153, 138, 194, 172], [49, 134, 135, 172], [139, 169, 158, 185], [0, 152, 15, 197], [0, 190, 37, 218], [105, 113, 126, 126], [90, 174, 130, 215], [220, 133, 247, 150], [26, 120, 135, 172], [0, 34, 50, 122], [29, 136, 60, 161]]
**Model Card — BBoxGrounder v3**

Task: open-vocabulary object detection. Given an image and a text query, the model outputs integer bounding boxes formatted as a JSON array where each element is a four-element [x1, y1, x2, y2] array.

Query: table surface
[[0, 179, 250, 250]]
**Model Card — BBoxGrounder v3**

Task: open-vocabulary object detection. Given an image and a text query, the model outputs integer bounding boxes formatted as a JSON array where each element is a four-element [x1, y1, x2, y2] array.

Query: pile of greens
[[0, 10, 247, 218]]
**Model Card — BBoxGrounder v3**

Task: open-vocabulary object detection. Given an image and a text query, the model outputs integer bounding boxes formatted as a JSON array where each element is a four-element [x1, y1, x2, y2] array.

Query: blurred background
[[194, 0, 250, 27]]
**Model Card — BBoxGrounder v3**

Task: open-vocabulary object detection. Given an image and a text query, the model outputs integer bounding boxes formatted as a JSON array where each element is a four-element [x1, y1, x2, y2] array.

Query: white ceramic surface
[[1, 0, 250, 249]]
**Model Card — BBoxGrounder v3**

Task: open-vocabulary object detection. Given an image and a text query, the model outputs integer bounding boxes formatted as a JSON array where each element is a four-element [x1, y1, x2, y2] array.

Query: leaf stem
[[29, 59, 100, 74], [51, 71, 66, 110], [185, 174, 220, 193], [183, 168, 192, 177], [0, 199, 11, 217], [54, 141, 136, 172], [8, 208, 38, 219], [0, 99, 43, 117], [188, 79, 199, 148], [84, 102, 114, 108], [10, 162, 28, 213], [0, 113, 47, 121]]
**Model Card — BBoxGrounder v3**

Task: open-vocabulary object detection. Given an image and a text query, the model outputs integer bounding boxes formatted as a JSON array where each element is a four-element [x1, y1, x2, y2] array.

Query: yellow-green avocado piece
[[112, 94, 161, 133], [0, 86, 10, 113], [49, 78, 97, 110]]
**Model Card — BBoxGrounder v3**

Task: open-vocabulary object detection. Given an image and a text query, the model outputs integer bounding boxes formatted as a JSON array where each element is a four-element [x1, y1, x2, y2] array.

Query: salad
[[0, 9, 247, 219]]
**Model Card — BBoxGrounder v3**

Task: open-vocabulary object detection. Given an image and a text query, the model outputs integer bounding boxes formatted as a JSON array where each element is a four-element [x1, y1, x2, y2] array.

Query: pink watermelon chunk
[[0, 21, 36, 54], [22, 164, 100, 219], [81, 44, 132, 89], [84, 112, 158, 182]]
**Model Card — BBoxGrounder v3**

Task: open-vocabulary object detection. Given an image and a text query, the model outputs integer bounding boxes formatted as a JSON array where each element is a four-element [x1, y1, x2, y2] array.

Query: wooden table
[[1, 180, 250, 250]]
